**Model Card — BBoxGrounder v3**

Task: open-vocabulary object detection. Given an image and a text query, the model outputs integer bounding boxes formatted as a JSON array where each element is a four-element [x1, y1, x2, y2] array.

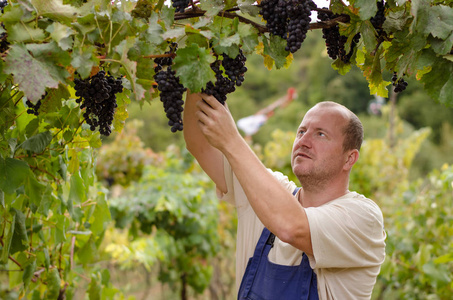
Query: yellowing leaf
[[284, 53, 294, 69], [263, 55, 274, 70]]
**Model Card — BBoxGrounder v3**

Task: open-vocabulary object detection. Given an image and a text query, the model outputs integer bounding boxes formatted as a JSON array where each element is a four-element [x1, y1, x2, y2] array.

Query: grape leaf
[[332, 59, 352, 75], [91, 195, 111, 235], [360, 47, 390, 97], [39, 84, 68, 114], [78, 235, 97, 264], [0, 212, 15, 264], [6, 23, 46, 43], [216, 33, 241, 58], [10, 208, 28, 254], [145, 14, 164, 45], [4, 44, 59, 103], [263, 35, 288, 69], [31, 0, 80, 24], [46, 22, 75, 51], [71, 45, 99, 79], [24, 173, 45, 212], [238, 23, 259, 54], [22, 258, 37, 289], [200, 0, 224, 17], [410, 0, 430, 38], [37, 184, 56, 217], [162, 27, 185, 40], [159, 4, 175, 30], [425, 5, 453, 40], [68, 172, 85, 222], [352, 0, 378, 21], [21, 131, 52, 154], [238, 0, 260, 16], [430, 35, 453, 56], [0, 157, 30, 195], [46, 268, 61, 300], [114, 38, 146, 102], [383, 8, 411, 32], [173, 44, 215, 93], [113, 105, 128, 134], [420, 57, 453, 106]]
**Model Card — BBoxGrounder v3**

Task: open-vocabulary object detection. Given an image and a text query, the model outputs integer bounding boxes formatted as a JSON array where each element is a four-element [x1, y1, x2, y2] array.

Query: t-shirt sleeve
[[305, 195, 386, 269]]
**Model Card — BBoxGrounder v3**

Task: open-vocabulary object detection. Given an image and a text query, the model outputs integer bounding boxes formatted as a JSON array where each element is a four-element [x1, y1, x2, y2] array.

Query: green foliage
[[374, 165, 453, 299], [95, 119, 157, 186], [107, 147, 220, 295], [350, 125, 431, 198]]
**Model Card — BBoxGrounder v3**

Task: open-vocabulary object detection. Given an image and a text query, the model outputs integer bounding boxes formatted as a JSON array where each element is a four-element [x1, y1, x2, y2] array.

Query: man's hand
[[195, 93, 242, 152]]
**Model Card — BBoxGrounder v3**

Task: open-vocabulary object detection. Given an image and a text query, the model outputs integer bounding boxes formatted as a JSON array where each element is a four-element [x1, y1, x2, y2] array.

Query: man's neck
[[298, 182, 350, 208]]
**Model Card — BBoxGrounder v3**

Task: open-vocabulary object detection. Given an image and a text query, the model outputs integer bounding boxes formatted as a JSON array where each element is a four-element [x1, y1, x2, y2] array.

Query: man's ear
[[344, 149, 359, 171]]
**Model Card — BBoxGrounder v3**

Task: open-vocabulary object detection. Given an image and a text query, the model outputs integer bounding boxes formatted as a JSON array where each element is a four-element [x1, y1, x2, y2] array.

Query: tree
[[1, 0, 453, 298]]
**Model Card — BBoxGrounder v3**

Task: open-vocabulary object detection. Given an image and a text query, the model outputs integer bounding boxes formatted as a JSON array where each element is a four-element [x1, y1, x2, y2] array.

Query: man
[[183, 91, 386, 299]]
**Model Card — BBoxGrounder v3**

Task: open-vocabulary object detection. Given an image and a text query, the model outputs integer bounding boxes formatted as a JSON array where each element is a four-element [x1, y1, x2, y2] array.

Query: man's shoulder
[[318, 191, 384, 225]]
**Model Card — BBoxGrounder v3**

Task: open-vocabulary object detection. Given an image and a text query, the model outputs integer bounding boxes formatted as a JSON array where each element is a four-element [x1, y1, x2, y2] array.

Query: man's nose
[[295, 132, 311, 149]]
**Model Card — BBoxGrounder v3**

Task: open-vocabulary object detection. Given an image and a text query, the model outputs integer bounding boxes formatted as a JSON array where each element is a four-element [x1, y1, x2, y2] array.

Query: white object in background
[[237, 114, 269, 136]]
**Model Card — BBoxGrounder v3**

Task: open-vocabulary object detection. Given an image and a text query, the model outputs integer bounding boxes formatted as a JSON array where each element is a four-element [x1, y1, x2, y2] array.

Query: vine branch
[[174, 8, 350, 34]]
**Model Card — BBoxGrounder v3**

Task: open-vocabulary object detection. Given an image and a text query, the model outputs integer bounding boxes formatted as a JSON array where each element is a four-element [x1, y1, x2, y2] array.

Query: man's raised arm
[[183, 91, 227, 194]]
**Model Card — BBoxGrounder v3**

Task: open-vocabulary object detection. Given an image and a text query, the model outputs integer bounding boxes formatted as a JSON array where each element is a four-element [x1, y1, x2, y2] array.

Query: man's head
[[317, 101, 364, 152], [291, 101, 363, 190]]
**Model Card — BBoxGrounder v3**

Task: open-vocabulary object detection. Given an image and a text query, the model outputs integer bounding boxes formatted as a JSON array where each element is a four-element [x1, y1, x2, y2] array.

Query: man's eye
[[318, 132, 325, 136]]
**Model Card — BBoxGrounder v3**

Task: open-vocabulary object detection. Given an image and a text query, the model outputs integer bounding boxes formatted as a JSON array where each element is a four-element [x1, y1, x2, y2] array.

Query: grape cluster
[[74, 71, 123, 136], [259, 0, 288, 39], [131, 0, 153, 19], [370, 0, 386, 35], [26, 100, 42, 116], [318, 10, 360, 63], [259, 0, 315, 53], [0, 0, 8, 53], [285, 0, 313, 53], [202, 50, 247, 105], [0, 31, 8, 54], [318, 10, 344, 60], [0, 0, 7, 13], [392, 72, 408, 93], [154, 43, 186, 132], [171, 0, 190, 13]]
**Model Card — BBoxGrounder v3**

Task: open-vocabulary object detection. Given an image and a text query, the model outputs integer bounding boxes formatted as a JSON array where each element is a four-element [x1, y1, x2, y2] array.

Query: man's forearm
[[221, 134, 312, 254]]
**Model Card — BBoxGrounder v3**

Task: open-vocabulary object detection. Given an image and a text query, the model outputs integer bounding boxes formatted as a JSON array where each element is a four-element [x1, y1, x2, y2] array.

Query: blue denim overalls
[[238, 187, 319, 300]]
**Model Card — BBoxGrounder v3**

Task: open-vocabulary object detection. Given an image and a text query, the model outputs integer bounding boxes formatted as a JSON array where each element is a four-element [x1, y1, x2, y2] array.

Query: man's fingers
[[200, 93, 221, 108], [195, 110, 210, 125]]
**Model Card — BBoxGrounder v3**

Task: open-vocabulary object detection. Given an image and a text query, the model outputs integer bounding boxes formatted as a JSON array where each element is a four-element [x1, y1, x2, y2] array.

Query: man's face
[[291, 105, 349, 186]]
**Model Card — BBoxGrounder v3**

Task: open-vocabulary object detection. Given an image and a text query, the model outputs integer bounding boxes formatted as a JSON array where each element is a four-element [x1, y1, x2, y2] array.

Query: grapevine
[[74, 71, 123, 136]]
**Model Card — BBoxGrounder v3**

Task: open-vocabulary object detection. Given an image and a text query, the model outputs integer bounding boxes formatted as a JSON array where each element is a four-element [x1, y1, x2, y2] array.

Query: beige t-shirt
[[217, 157, 386, 300]]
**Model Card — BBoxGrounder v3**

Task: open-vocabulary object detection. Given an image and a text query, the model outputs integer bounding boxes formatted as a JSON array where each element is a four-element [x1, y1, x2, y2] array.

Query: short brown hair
[[315, 101, 364, 151]]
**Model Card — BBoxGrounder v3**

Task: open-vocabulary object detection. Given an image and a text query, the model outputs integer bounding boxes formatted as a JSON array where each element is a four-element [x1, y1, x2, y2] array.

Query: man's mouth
[[295, 152, 312, 159]]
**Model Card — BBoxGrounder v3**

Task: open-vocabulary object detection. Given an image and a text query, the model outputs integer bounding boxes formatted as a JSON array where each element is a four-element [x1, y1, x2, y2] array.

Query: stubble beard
[[293, 160, 335, 193]]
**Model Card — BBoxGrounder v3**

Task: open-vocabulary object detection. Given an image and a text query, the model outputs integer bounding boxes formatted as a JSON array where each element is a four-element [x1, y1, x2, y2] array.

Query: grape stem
[[142, 53, 177, 59], [174, 7, 350, 33]]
